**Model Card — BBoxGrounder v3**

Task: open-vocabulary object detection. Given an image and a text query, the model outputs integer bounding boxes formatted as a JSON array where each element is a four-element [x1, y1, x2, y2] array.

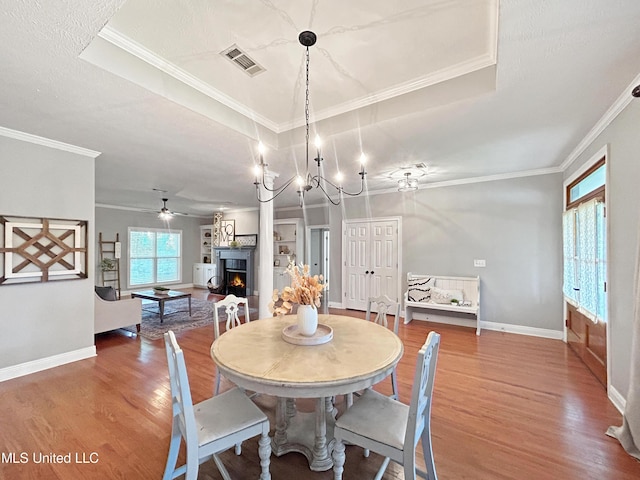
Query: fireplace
[[214, 247, 255, 297], [225, 259, 247, 296]]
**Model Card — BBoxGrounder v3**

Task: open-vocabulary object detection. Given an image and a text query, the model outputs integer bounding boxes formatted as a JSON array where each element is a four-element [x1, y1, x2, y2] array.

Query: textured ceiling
[[1, 0, 640, 214]]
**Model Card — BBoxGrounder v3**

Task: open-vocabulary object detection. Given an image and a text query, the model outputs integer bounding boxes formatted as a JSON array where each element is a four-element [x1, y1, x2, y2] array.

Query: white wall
[[0, 134, 96, 373], [563, 98, 640, 400]]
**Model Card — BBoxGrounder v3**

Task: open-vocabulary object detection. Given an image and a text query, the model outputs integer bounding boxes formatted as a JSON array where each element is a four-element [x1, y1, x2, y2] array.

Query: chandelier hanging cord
[[305, 44, 311, 178]]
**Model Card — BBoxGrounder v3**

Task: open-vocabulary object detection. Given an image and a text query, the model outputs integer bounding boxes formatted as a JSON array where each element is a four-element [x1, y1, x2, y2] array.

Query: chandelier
[[253, 30, 367, 206]]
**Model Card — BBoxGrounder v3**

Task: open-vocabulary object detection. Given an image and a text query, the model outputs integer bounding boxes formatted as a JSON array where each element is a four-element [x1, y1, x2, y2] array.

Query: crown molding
[[294, 167, 562, 209], [365, 167, 561, 197], [280, 0, 499, 132], [417, 167, 562, 190], [224, 206, 259, 213], [95, 203, 210, 218], [100, 24, 498, 137], [0, 126, 101, 158], [560, 72, 640, 172], [278, 53, 498, 132], [98, 26, 280, 134]]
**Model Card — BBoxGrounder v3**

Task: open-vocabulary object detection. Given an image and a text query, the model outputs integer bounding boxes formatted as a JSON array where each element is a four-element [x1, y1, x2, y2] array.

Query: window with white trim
[[128, 227, 182, 287]]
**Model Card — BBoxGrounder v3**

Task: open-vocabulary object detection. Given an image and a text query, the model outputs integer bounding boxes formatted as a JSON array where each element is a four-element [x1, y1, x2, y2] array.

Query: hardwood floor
[[0, 288, 638, 479]]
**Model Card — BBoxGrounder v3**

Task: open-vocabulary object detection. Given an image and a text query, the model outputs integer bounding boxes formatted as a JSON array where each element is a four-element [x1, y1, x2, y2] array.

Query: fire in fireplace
[[225, 271, 246, 296], [228, 273, 245, 288], [224, 259, 248, 295]]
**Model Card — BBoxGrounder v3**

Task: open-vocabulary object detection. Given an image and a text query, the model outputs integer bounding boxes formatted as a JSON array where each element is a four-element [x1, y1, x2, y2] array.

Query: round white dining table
[[210, 314, 403, 471]]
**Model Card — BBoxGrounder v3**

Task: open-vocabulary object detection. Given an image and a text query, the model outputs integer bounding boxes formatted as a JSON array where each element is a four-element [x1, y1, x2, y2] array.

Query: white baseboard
[[404, 314, 563, 340], [328, 301, 344, 309], [608, 384, 626, 414], [480, 321, 564, 340], [0, 346, 96, 383], [403, 314, 476, 329]]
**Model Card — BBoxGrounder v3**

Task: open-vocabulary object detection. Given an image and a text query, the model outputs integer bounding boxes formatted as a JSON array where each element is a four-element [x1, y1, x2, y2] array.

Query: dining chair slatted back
[[213, 295, 249, 396], [213, 294, 249, 339], [163, 331, 271, 480], [332, 331, 441, 480], [366, 294, 400, 333], [404, 330, 440, 479], [164, 331, 195, 444], [366, 295, 401, 400]]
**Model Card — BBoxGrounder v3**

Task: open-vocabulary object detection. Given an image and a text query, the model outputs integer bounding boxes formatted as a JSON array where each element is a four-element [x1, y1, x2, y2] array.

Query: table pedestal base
[[272, 397, 337, 471]]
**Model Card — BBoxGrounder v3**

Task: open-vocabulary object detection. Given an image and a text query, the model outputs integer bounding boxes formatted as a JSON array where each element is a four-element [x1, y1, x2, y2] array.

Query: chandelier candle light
[[253, 31, 367, 206], [269, 262, 325, 336]]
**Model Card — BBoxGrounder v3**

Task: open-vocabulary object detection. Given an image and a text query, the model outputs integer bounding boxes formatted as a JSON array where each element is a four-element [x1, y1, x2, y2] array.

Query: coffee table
[[130, 290, 192, 323]]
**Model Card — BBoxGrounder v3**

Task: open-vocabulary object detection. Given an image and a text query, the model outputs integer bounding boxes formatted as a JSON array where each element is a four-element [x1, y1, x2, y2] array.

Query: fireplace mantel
[[214, 247, 255, 296]]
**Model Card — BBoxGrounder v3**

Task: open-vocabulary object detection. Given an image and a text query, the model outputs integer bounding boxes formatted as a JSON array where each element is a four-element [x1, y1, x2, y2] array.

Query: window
[[563, 158, 606, 322], [128, 228, 181, 287]]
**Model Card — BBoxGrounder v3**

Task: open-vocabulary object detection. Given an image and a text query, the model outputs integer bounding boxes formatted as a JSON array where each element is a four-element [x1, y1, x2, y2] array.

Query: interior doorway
[[306, 225, 330, 292]]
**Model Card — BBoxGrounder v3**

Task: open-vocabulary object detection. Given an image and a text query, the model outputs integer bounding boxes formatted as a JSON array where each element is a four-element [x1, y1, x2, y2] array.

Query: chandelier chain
[[305, 46, 310, 173]]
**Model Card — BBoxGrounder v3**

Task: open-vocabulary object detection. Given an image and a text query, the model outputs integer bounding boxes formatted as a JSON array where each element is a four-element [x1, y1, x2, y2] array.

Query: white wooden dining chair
[[345, 295, 401, 411], [213, 294, 249, 395], [162, 331, 271, 480], [332, 331, 441, 480], [366, 295, 401, 400]]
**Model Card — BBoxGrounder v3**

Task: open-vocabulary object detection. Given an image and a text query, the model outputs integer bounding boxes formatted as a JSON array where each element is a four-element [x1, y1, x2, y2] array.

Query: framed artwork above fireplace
[[219, 220, 235, 247]]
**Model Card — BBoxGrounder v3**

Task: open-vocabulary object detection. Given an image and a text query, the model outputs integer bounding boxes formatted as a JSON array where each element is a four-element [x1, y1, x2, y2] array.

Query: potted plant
[[229, 240, 241, 249], [153, 286, 170, 295], [99, 258, 117, 272]]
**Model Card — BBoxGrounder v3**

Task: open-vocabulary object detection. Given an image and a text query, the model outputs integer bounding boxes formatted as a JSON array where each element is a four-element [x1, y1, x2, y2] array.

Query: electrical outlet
[[474, 259, 486, 267]]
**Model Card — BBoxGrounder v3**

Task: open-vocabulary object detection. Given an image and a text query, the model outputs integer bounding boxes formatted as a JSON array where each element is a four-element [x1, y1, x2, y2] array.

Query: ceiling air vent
[[221, 44, 265, 77]]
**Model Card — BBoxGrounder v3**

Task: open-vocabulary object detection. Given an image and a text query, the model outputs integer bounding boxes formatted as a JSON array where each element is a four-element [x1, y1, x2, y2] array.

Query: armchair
[[94, 286, 142, 334]]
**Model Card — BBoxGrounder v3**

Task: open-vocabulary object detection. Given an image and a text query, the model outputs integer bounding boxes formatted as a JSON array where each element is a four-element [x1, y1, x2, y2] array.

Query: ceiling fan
[[157, 198, 188, 219]]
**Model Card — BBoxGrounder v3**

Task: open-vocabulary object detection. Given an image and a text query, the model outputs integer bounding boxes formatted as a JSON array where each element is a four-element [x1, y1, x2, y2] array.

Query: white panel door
[[345, 223, 370, 310], [369, 220, 398, 300], [344, 219, 398, 311]]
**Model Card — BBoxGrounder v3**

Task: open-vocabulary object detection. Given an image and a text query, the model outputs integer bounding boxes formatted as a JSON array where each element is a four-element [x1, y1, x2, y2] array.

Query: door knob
[[370, 271, 374, 274], [365, 270, 369, 274]]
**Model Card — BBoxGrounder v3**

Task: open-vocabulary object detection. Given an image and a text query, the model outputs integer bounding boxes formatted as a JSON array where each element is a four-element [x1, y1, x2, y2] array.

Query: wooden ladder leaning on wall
[[98, 232, 121, 300]]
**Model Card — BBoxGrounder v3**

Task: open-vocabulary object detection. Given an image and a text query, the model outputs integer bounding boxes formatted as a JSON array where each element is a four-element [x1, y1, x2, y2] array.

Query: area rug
[[134, 297, 255, 341]]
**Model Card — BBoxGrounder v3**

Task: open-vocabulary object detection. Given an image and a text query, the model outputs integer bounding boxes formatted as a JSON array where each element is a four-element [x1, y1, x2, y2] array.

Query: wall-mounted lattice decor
[[0, 215, 88, 285], [213, 212, 223, 247]]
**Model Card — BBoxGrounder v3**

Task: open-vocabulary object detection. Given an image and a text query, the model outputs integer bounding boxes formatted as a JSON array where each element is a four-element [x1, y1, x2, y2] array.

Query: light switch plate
[[474, 259, 486, 267]]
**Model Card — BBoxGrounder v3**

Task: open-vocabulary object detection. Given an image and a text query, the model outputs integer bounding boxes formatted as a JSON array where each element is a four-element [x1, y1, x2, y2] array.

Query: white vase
[[297, 304, 318, 336]]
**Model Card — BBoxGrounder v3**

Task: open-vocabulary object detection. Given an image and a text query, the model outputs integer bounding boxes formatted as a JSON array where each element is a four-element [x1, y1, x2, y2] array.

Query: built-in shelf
[[200, 225, 213, 263], [273, 219, 304, 291]]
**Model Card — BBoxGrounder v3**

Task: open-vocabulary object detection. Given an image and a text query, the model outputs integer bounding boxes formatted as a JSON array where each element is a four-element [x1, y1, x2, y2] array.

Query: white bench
[[404, 273, 481, 335]]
